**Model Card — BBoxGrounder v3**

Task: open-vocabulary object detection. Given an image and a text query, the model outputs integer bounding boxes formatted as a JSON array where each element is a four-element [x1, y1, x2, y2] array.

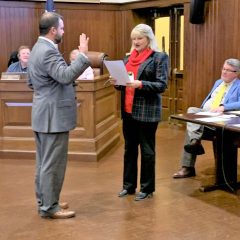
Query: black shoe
[[173, 167, 196, 179], [184, 139, 205, 155], [134, 192, 153, 201], [118, 189, 135, 197]]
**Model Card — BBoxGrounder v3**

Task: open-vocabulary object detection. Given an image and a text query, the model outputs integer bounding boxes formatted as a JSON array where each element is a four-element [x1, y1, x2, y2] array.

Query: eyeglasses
[[222, 68, 238, 73]]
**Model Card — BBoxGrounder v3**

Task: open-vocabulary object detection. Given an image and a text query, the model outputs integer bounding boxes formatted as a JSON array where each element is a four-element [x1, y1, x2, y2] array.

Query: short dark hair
[[39, 12, 63, 36]]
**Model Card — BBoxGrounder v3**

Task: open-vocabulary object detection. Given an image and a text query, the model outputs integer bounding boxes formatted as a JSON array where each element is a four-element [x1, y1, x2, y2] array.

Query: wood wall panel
[[184, 0, 240, 109], [0, 77, 120, 161], [0, 3, 40, 72], [0, 1, 122, 73], [114, 10, 136, 59], [1, 0, 240, 114], [59, 9, 117, 61]]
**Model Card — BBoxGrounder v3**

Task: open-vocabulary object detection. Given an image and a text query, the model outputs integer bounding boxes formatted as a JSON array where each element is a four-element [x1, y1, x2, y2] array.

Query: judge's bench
[[0, 54, 120, 161]]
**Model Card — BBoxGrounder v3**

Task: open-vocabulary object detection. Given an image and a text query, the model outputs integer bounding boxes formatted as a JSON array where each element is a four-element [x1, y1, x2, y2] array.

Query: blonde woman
[[114, 24, 169, 201]]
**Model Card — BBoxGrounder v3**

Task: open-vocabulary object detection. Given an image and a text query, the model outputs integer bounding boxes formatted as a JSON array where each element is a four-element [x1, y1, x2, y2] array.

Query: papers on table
[[226, 111, 240, 115], [103, 60, 133, 86], [195, 112, 222, 116], [195, 117, 231, 122], [231, 124, 240, 127], [195, 113, 238, 123]]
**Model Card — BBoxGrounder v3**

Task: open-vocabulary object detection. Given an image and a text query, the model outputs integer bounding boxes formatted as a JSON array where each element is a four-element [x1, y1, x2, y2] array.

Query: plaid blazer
[[116, 51, 169, 122]]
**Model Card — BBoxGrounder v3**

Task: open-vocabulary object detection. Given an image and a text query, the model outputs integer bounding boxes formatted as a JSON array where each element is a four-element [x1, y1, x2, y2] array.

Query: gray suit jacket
[[27, 37, 90, 133]]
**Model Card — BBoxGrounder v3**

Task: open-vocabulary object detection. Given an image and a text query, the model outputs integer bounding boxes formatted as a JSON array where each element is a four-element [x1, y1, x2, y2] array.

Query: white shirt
[[203, 80, 235, 110], [39, 36, 58, 49]]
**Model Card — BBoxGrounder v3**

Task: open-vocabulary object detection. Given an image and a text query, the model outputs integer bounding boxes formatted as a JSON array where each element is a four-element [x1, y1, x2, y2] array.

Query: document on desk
[[194, 112, 222, 116], [103, 60, 133, 86], [195, 114, 238, 122], [231, 124, 240, 127], [226, 110, 240, 115], [195, 117, 230, 122]]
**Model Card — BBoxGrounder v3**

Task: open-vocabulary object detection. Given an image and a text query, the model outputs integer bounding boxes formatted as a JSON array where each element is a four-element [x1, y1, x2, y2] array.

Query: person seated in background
[[69, 49, 94, 80], [7, 45, 31, 72], [173, 58, 240, 179]]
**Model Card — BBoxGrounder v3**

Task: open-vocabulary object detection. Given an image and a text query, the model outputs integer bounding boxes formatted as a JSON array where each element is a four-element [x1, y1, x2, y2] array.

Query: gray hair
[[225, 58, 240, 72], [130, 24, 159, 52]]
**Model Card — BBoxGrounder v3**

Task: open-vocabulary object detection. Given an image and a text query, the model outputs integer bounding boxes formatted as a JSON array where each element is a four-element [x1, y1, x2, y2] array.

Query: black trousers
[[122, 113, 158, 193]]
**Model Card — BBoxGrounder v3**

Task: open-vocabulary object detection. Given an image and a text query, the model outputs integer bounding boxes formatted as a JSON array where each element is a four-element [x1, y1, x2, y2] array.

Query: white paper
[[195, 117, 230, 122], [227, 111, 240, 115], [218, 114, 238, 118], [195, 113, 237, 123], [194, 112, 222, 116], [104, 60, 133, 86], [230, 124, 240, 127]]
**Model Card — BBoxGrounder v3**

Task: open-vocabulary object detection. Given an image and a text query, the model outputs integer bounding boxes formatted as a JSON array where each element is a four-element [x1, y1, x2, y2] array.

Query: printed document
[[104, 60, 133, 86]]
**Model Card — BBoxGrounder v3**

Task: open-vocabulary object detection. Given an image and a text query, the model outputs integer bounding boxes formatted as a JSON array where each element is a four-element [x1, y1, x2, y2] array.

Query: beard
[[54, 33, 63, 44]]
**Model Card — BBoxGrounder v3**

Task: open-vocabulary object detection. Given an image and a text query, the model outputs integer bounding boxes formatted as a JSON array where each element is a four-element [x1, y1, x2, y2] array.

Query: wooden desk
[[0, 75, 120, 161], [171, 113, 240, 192]]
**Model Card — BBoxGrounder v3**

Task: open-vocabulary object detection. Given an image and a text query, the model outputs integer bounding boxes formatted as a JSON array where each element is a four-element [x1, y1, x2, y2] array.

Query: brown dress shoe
[[184, 139, 205, 155], [173, 167, 196, 179], [49, 209, 76, 219], [59, 202, 69, 209]]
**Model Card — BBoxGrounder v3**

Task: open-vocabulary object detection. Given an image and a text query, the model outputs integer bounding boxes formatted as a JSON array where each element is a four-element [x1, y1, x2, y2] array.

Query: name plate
[[1, 72, 28, 80]]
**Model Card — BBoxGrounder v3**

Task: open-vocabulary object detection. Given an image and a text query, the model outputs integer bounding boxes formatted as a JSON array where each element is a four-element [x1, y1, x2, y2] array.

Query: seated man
[[173, 58, 240, 178], [69, 49, 94, 80], [7, 45, 31, 72]]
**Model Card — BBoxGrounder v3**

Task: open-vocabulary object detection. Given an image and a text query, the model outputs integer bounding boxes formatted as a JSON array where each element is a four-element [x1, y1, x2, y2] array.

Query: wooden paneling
[[0, 76, 120, 161], [183, 0, 240, 109], [0, 2, 40, 72], [0, 1, 122, 73], [59, 8, 118, 61], [2, 0, 240, 116]]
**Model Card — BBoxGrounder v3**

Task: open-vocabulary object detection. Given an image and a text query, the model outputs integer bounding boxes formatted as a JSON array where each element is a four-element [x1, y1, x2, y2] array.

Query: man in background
[[7, 45, 30, 72], [173, 58, 240, 178], [69, 49, 94, 80], [27, 12, 90, 219]]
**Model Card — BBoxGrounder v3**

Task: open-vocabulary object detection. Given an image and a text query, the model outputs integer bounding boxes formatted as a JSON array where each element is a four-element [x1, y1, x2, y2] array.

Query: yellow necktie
[[211, 83, 228, 108]]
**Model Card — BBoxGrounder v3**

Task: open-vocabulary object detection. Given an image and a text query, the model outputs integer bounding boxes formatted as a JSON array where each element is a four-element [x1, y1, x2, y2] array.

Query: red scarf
[[125, 48, 153, 113]]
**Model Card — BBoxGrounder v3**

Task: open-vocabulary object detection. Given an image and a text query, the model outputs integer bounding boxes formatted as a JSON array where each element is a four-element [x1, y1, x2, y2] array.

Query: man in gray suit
[[27, 12, 90, 219]]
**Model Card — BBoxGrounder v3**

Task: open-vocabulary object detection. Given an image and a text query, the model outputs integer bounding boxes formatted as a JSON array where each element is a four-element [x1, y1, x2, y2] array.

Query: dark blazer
[[27, 38, 90, 133], [115, 51, 169, 122]]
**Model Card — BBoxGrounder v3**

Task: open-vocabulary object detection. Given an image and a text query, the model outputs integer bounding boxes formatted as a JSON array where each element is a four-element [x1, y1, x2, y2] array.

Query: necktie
[[211, 83, 228, 108]]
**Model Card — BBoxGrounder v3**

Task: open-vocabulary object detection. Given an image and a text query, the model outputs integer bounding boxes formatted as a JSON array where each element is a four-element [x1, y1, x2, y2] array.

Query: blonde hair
[[18, 45, 30, 57], [130, 24, 159, 53]]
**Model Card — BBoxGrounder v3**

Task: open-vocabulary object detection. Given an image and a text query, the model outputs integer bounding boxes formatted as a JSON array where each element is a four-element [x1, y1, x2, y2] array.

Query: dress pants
[[181, 107, 203, 167], [122, 113, 158, 194], [34, 131, 69, 216], [181, 107, 205, 167]]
